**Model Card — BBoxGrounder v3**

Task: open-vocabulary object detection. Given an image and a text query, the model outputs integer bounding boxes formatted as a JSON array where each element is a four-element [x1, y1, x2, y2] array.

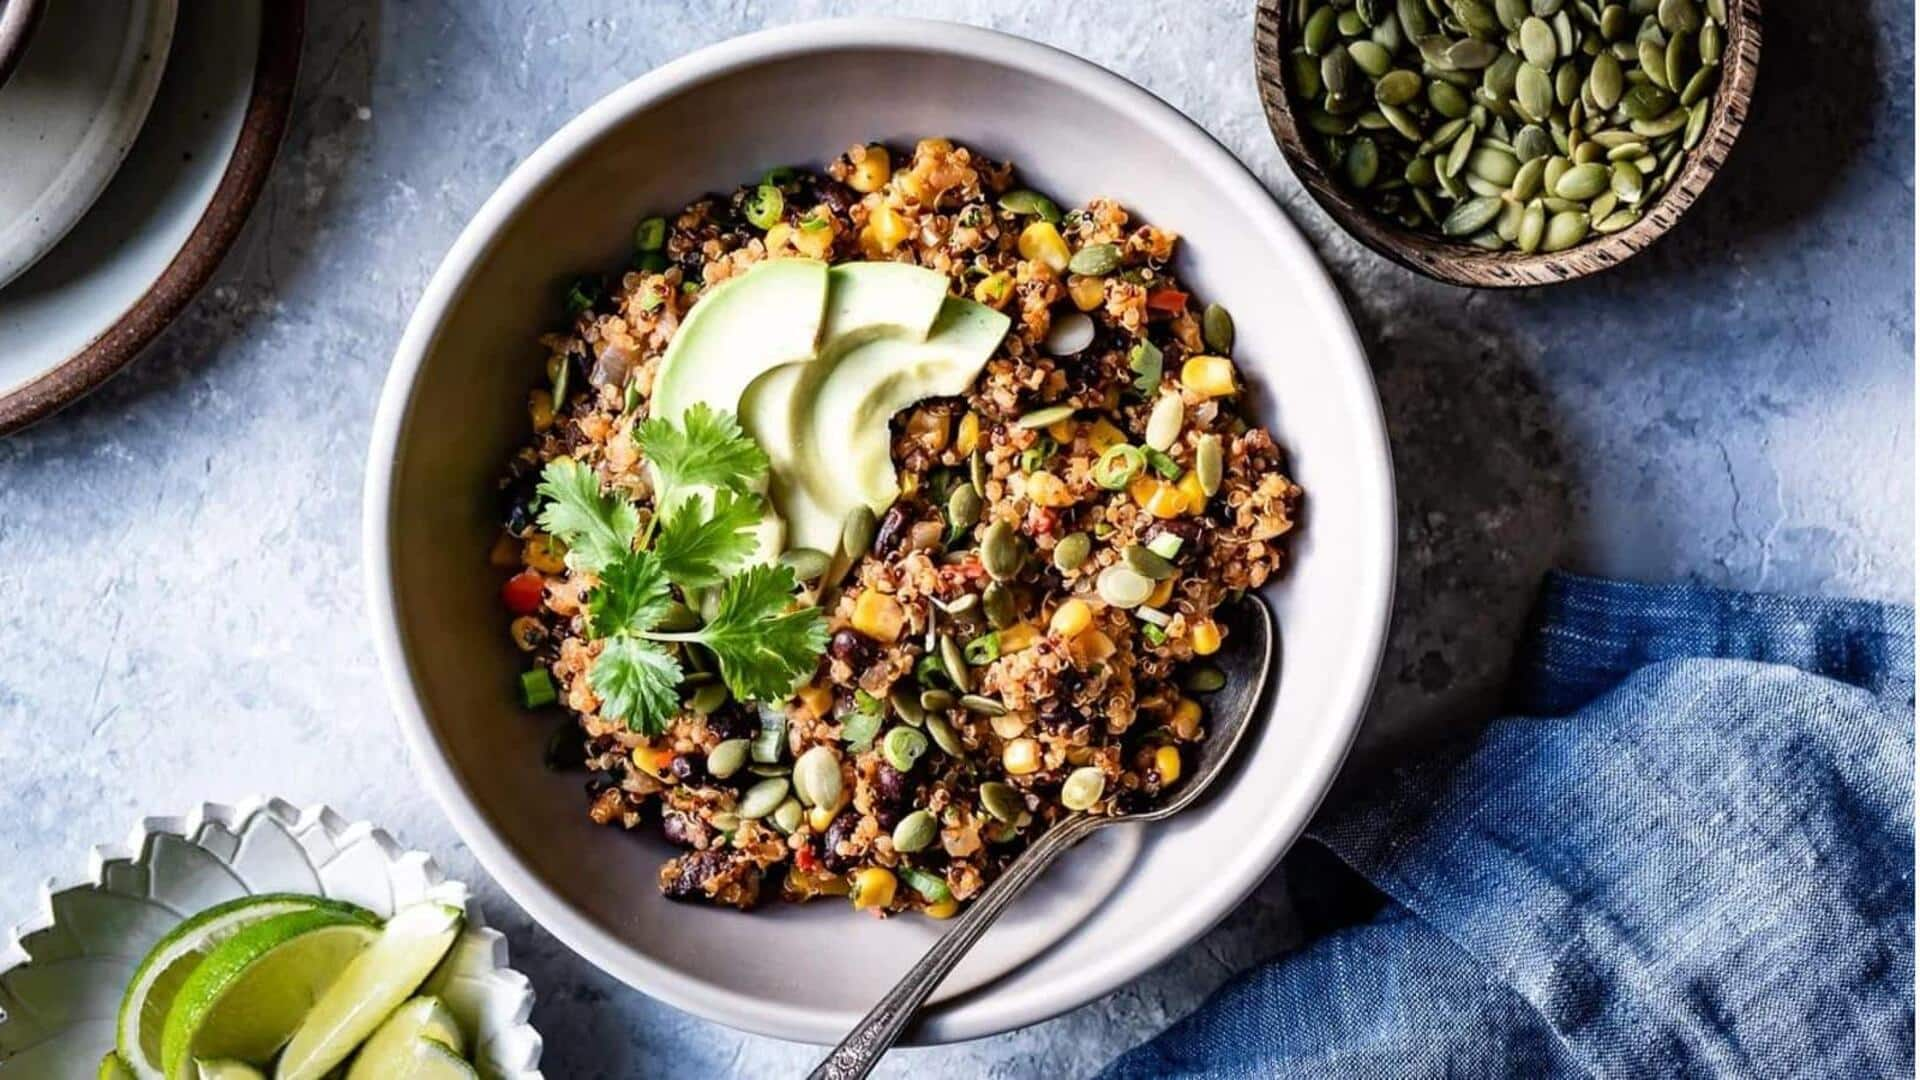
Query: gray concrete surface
[[1, 2, 1911, 1077]]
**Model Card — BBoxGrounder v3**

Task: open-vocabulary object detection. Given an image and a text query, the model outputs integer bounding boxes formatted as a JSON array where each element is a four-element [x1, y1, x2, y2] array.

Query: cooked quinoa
[[493, 138, 1303, 917]]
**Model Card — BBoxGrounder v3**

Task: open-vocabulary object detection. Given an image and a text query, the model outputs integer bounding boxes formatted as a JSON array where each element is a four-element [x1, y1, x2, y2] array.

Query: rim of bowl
[[1253, 0, 1763, 288], [364, 16, 1397, 1045], [0, 0, 46, 89]]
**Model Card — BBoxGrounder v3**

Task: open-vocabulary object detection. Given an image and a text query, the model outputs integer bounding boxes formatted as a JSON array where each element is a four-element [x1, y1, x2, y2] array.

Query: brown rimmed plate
[[0, 0, 304, 436]]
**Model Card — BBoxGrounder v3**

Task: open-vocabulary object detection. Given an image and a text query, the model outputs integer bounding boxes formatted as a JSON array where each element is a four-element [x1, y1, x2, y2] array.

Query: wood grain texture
[[1254, 0, 1761, 288]]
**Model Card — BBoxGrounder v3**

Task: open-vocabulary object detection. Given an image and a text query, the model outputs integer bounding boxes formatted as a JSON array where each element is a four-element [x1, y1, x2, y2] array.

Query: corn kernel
[[1146, 576, 1177, 608], [851, 867, 898, 911], [809, 805, 839, 833], [1154, 744, 1184, 785], [1017, 221, 1070, 272], [1190, 619, 1223, 656], [1171, 699, 1204, 740], [851, 590, 906, 643], [998, 623, 1041, 653], [1050, 598, 1093, 639], [488, 533, 523, 569], [1025, 470, 1076, 508], [1132, 477, 1186, 519], [1070, 629, 1118, 665], [522, 531, 568, 574], [1177, 469, 1208, 514], [1087, 419, 1127, 453], [955, 411, 982, 456], [1068, 274, 1107, 311], [786, 866, 850, 899], [924, 897, 960, 919], [990, 711, 1030, 739], [1180, 355, 1238, 398], [1003, 737, 1042, 775], [848, 144, 892, 193], [796, 682, 834, 719], [764, 222, 793, 253], [1047, 418, 1077, 443], [866, 205, 910, 254], [528, 389, 555, 433], [630, 746, 675, 781], [972, 271, 1013, 309], [791, 220, 835, 259]]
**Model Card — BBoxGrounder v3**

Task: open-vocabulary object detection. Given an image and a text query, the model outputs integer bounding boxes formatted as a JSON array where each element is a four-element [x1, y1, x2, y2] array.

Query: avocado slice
[[798, 297, 1010, 526], [648, 260, 830, 564], [742, 263, 955, 553]]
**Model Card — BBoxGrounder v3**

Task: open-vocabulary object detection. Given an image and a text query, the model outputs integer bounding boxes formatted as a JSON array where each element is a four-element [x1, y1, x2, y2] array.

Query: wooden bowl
[[0, 0, 47, 89], [1254, 0, 1761, 287]]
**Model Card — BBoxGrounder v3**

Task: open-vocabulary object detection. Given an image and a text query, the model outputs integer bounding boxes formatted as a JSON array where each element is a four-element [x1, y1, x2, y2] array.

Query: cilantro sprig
[[533, 407, 826, 734]]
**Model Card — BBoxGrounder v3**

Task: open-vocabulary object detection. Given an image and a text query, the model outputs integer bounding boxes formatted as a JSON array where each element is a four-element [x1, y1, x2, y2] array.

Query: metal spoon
[[809, 595, 1275, 1080]]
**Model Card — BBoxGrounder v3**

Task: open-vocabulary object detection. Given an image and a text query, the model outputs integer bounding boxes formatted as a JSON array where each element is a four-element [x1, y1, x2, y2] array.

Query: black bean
[[501, 472, 540, 537], [829, 628, 878, 669], [669, 754, 705, 784], [543, 722, 586, 772], [873, 502, 916, 557], [659, 809, 703, 849], [584, 769, 621, 796], [815, 178, 857, 215], [661, 850, 731, 901], [820, 812, 861, 873], [703, 703, 757, 742], [872, 762, 916, 807]]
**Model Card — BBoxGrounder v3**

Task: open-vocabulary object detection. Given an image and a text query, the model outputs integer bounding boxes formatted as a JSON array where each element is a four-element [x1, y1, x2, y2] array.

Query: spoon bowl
[[811, 595, 1277, 1079]]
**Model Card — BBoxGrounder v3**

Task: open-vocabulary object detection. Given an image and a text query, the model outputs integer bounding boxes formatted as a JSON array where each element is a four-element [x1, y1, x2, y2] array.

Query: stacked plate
[[0, 0, 303, 434]]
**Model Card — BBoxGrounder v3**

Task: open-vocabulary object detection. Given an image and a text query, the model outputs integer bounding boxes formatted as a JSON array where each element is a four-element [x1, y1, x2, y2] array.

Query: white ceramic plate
[[0, 0, 176, 289], [0, 0, 302, 435], [364, 18, 1395, 1045], [0, 797, 544, 1078]]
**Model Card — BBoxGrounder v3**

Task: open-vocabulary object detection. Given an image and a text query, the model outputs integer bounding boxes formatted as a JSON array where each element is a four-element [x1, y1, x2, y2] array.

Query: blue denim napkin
[[1102, 572, 1915, 1079]]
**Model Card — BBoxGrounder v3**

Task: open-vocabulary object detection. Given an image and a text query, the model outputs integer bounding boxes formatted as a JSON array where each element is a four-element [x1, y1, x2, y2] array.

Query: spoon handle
[[807, 812, 1104, 1080]]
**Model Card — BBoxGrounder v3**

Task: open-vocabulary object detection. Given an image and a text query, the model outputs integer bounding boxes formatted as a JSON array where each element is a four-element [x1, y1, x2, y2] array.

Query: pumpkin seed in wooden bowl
[[1254, 0, 1760, 287]]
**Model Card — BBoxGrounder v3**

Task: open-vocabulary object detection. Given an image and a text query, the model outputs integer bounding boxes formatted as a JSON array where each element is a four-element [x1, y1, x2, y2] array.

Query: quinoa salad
[[492, 138, 1303, 918]]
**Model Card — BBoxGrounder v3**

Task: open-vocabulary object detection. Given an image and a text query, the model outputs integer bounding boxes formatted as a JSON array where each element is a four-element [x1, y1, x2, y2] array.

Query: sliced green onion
[[1144, 447, 1182, 480], [1147, 533, 1184, 560], [563, 277, 599, 316], [897, 866, 953, 902], [762, 165, 800, 187], [634, 216, 668, 251], [1093, 445, 1146, 490], [751, 708, 787, 763], [1141, 622, 1169, 646], [623, 378, 642, 414], [744, 183, 785, 230], [963, 632, 1001, 666], [1136, 605, 1172, 627], [519, 668, 558, 709], [915, 653, 948, 688], [633, 250, 670, 272]]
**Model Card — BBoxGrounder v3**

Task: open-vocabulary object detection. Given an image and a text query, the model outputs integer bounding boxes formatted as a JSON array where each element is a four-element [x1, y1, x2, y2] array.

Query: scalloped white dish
[[0, 798, 543, 1078]]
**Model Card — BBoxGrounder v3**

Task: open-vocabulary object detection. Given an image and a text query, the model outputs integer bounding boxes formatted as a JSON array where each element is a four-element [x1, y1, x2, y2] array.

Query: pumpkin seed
[[1683, 98, 1710, 148], [1632, 107, 1689, 137], [1517, 200, 1548, 250], [1097, 564, 1154, 608], [926, 713, 967, 757], [1542, 209, 1590, 251], [1016, 404, 1075, 429], [1443, 124, 1477, 176], [1202, 303, 1236, 353], [1553, 161, 1609, 200], [947, 483, 983, 532], [1053, 531, 1093, 573], [1518, 16, 1557, 65], [959, 694, 1008, 717], [892, 810, 938, 853], [738, 777, 790, 819], [1515, 62, 1555, 121], [1496, 0, 1530, 29], [970, 448, 987, 493], [793, 745, 842, 809], [688, 682, 729, 715], [1337, 9, 1367, 35], [920, 689, 955, 714], [707, 739, 751, 780], [842, 505, 877, 559], [1195, 435, 1224, 496], [1610, 159, 1644, 200], [1638, 39, 1670, 88], [1699, 19, 1722, 63], [883, 727, 929, 773], [1428, 78, 1472, 118], [1060, 767, 1107, 811], [1304, 5, 1339, 53], [983, 581, 1018, 628], [1344, 137, 1381, 188], [1145, 394, 1186, 453], [939, 633, 971, 693], [1665, 30, 1693, 93], [980, 782, 1025, 823], [1513, 123, 1554, 161], [999, 189, 1062, 222], [1467, 145, 1520, 185], [1375, 68, 1423, 105], [1322, 47, 1358, 98], [1678, 63, 1716, 106], [1510, 156, 1547, 198], [1067, 243, 1121, 276], [1123, 544, 1178, 582], [1657, 0, 1700, 33], [1397, 0, 1432, 36], [770, 799, 803, 834], [1350, 39, 1396, 75], [1183, 665, 1229, 693], [981, 521, 1023, 580], [1447, 38, 1502, 68], [1442, 194, 1504, 236], [890, 689, 927, 727]]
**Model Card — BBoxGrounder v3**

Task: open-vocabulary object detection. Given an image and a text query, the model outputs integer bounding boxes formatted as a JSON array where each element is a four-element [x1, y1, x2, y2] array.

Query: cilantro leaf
[[839, 694, 882, 751], [590, 636, 683, 735], [586, 548, 672, 638], [636, 403, 770, 500], [653, 489, 766, 588], [672, 563, 828, 703], [1128, 339, 1164, 398], [535, 459, 639, 571]]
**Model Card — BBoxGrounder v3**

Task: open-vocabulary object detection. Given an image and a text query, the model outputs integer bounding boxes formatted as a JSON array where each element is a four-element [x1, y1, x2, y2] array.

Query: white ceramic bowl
[[364, 17, 1394, 1045], [0, 797, 542, 1077]]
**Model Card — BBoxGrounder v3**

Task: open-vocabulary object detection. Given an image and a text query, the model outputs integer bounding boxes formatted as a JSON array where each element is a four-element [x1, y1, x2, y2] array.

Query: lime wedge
[[275, 904, 466, 1080], [100, 1051, 138, 1079], [117, 894, 373, 1080], [344, 996, 465, 1080], [158, 908, 380, 1080], [385, 1037, 478, 1079], [194, 1062, 266, 1080]]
